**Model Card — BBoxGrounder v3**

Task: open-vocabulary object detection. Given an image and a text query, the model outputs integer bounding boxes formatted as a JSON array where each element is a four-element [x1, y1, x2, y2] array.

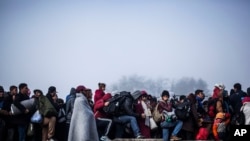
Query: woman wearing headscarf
[[134, 90, 152, 138]]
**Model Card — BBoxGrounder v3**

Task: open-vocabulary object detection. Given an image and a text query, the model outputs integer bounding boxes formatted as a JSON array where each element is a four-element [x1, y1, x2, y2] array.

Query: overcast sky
[[1, 0, 249, 100]]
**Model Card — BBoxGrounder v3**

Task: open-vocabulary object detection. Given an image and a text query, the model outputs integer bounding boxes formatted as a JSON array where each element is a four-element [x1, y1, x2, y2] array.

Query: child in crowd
[[212, 112, 230, 141]]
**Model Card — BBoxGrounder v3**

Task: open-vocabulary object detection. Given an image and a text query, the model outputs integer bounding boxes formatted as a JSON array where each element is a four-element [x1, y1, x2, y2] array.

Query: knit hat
[[215, 83, 225, 90], [76, 85, 86, 93], [141, 90, 148, 95]]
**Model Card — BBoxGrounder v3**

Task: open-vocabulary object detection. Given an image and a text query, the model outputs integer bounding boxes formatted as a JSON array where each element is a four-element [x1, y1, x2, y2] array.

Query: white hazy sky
[[1, 0, 250, 100]]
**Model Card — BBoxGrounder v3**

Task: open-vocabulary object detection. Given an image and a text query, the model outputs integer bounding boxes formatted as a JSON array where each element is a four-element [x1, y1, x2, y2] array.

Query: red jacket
[[94, 89, 105, 103], [93, 94, 112, 119]]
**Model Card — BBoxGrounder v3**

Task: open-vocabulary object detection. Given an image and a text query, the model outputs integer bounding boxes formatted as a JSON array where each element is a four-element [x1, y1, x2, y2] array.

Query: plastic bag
[[150, 117, 158, 130], [31, 110, 42, 123]]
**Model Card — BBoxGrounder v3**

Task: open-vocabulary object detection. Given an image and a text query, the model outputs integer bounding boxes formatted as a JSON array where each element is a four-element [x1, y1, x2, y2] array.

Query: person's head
[[202, 100, 208, 112], [85, 88, 93, 100], [48, 86, 57, 97], [70, 87, 76, 95], [187, 93, 196, 104], [9, 85, 18, 95], [215, 112, 226, 120], [195, 89, 205, 99], [234, 83, 242, 92], [247, 87, 250, 96], [213, 84, 224, 99], [18, 83, 29, 95], [0, 86, 4, 97], [222, 89, 228, 98], [230, 89, 235, 95], [98, 82, 106, 91], [33, 89, 43, 97], [179, 95, 186, 103], [57, 98, 64, 106], [140, 91, 148, 101], [52, 93, 58, 102], [76, 85, 87, 96], [161, 90, 170, 101]]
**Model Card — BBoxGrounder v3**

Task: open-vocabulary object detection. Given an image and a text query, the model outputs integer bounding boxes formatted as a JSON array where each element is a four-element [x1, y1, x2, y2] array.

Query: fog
[[0, 0, 249, 100]]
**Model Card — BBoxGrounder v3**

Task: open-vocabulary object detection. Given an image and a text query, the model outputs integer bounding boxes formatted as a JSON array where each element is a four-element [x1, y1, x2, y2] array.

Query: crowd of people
[[0, 82, 249, 141]]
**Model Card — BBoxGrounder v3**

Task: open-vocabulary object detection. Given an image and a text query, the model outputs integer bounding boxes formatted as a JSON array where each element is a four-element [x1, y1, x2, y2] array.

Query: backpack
[[152, 103, 162, 123], [103, 91, 127, 116], [174, 99, 191, 121], [207, 98, 219, 119]]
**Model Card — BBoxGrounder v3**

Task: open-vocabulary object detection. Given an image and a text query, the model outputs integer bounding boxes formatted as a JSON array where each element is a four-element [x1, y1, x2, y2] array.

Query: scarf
[[142, 100, 151, 126]]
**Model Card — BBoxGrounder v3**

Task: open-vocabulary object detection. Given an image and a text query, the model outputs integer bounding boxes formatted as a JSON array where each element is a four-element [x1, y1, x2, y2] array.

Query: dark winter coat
[[116, 92, 140, 117], [12, 92, 32, 125]]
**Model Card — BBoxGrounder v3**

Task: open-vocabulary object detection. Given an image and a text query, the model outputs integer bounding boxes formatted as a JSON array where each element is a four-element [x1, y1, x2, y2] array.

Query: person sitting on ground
[[94, 93, 113, 141], [158, 90, 183, 141], [113, 91, 145, 139]]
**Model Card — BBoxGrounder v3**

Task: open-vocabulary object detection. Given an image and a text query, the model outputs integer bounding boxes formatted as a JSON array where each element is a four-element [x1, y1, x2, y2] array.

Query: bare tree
[[109, 75, 209, 98]]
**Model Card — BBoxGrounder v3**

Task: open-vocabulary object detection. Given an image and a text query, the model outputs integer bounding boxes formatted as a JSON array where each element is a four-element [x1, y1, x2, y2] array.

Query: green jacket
[[39, 95, 58, 117]]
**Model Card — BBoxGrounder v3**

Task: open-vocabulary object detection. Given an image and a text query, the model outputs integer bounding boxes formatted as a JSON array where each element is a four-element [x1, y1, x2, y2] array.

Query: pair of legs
[[42, 116, 56, 141], [160, 120, 183, 141], [114, 115, 141, 138], [96, 118, 112, 138]]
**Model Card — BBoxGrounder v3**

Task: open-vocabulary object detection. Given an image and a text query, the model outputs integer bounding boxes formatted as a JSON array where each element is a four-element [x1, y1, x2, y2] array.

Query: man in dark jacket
[[113, 91, 145, 139], [2, 85, 18, 141], [13, 83, 32, 141], [230, 83, 247, 125]]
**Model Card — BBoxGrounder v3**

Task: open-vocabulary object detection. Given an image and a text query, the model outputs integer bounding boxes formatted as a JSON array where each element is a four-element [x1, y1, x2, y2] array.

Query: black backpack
[[174, 99, 191, 121], [103, 91, 128, 116]]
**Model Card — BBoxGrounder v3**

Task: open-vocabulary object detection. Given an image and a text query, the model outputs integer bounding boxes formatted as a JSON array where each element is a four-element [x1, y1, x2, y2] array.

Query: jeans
[[114, 115, 141, 138], [160, 120, 183, 141], [18, 125, 27, 141]]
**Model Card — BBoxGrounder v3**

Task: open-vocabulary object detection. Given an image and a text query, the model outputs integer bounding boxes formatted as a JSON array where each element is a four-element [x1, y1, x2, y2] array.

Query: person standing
[[230, 83, 247, 124], [13, 83, 32, 141], [65, 87, 76, 140], [0, 86, 6, 141], [2, 85, 18, 141], [46, 86, 60, 112], [94, 83, 106, 103], [35, 89, 58, 141], [68, 85, 99, 141]]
